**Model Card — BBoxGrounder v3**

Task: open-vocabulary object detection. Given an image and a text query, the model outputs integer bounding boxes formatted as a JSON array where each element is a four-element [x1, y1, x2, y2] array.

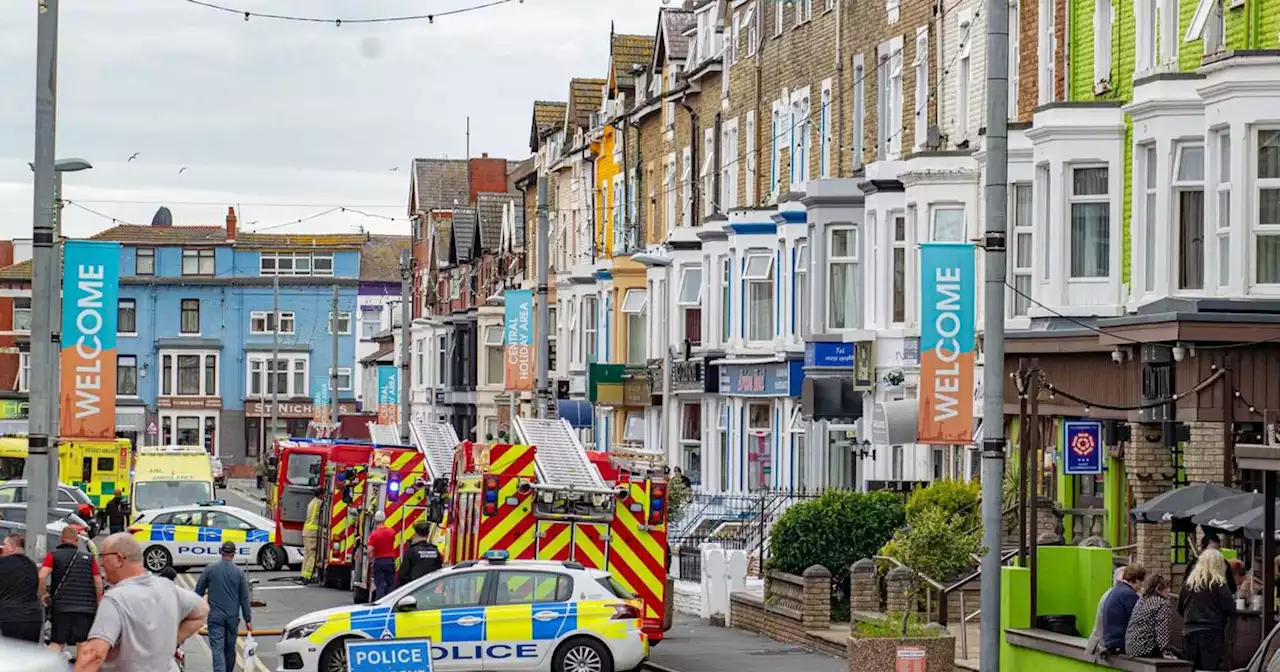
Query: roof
[[234, 232, 367, 250], [359, 235, 410, 283], [411, 158, 470, 213], [452, 208, 478, 263], [611, 34, 656, 90], [566, 78, 607, 131], [360, 345, 395, 365], [92, 224, 226, 245], [508, 157, 536, 190], [475, 193, 519, 253], [0, 260, 32, 280], [657, 8, 696, 64], [531, 100, 567, 150]]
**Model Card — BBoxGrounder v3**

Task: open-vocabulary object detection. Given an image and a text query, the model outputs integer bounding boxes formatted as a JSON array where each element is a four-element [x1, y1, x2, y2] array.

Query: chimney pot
[[226, 206, 238, 241], [482, 152, 489, 158]]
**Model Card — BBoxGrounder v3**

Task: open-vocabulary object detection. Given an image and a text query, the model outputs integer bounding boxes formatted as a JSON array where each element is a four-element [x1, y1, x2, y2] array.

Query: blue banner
[[312, 377, 331, 425], [60, 240, 122, 439], [918, 242, 977, 445], [1063, 420, 1104, 475], [377, 364, 399, 425]]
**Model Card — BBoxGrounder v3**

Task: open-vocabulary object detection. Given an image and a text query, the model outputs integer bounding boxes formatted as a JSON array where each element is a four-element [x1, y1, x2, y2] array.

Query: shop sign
[[504, 289, 534, 391], [902, 338, 920, 365], [0, 400, 29, 420], [157, 397, 221, 410], [870, 400, 919, 447], [246, 400, 356, 418], [1063, 420, 1103, 475], [805, 342, 855, 368], [672, 360, 706, 392], [719, 362, 803, 397]]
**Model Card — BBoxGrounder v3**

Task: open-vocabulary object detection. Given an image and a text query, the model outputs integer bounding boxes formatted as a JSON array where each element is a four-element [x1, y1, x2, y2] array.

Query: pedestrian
[[367, 510, 398, 600], [72, 533, 209, 672], [1178, 547, 1236, 671], [398, 519, 443, 585], [103, 497, 127, 535], [1100, 564, 1146, 654], [301, 488, 323, 583], [40, 526, 103, 657], [0, 534, 44, 642], [1186, 532, 1237, 594], [194, 542, 253, 672], [1085, 567, 1126, 658], [671, 467, 693, 489], [1125, 574, 1176, 659]]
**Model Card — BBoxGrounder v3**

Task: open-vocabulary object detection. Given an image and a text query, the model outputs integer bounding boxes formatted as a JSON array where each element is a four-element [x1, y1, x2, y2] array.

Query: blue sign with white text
[[346, 638, 433, 672], [1063, 420, 1104, 475], [805, 342, 855, 368]]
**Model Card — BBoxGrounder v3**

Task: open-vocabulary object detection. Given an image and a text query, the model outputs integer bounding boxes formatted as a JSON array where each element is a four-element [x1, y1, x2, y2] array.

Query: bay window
[[247, 355, 308, 397], [1069, 166, 1111, 278], [1216, 131, 1231, 288], [743, 252, 775, 343], [1174, 143, 1205, 290], [582, 295, 599, 363], [1255, 129, 1280, 285], [892, 213, 908, 324], [795, 243, 809, 339], [677, 265, 704, 347], [1011, 185, 1033, 316], [828, 227, 859, 330], [485, 326, 504, 385], [1142, 145, 1158, 293], [932, 206, 966, 242], [160, 351, 218, 397], [680, 403, 702, 486], [621, 289, 648, 365]]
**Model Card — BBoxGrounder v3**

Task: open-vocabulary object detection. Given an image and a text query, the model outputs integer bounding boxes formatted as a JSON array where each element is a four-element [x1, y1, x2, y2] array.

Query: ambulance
[[130, 446, 216, 520], [0, 436, 132, 523]]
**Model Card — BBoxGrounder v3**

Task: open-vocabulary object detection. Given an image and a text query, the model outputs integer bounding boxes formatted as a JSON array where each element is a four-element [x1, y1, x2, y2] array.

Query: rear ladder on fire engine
[[409, 421, 459, 482]]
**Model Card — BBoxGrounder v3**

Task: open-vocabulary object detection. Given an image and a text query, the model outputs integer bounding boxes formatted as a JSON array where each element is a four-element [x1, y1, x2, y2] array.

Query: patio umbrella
[[1205, 502, 1280, 541], [1186, 492, 1265, 529], [1131, 482, 1244, 524]]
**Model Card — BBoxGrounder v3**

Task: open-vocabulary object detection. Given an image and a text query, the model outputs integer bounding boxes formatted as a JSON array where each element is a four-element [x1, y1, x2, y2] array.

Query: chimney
[[0, 241, 13, 269], [225, 207, 238, 241], [482, 152, 489, 158]]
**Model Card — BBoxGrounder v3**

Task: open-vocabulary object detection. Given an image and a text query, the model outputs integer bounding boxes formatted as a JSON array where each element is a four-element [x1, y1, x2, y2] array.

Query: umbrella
[[1186, 492, 1265, 529], [1131, 482, 1244, 524], [1206, 502, 1280, 541]]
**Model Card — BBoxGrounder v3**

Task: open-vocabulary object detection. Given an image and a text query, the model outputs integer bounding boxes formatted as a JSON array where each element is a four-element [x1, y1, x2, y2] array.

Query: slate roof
[[566, 78, 607, 131], [476, 192, 520, 253], [659, 8, 696, 63], [360, 235, 410, 283], [411, 158, 469, 213], [452, 208, 478, 263], [611, 34, 656, 90], [235, 233, 367, 250]]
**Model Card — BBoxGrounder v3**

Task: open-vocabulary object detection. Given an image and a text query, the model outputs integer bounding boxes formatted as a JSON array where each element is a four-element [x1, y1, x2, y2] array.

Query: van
[[0, 437, 131, 521], [131, 446, 216, 520]]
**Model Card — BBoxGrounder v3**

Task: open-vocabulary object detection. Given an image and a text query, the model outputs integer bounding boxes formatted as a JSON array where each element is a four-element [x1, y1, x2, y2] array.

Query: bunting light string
[[183, 0, 522, 25]]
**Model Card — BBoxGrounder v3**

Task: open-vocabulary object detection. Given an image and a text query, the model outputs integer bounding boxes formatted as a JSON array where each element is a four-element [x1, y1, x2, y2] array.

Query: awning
[[0, 420, 28, 438], [557, 400, 594, 429], [802, 378, 864, 422]]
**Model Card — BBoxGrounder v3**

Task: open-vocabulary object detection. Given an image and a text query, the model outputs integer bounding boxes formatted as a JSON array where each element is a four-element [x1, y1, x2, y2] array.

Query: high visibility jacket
[[303, 498, 322, 533]]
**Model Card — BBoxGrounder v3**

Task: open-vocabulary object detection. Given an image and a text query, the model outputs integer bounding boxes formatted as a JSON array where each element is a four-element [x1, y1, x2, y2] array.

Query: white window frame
[[161, 350, 220, 398], [1069, 165, 1112, 279], [721, 256, 732, 344], [795, 242, 810, 339], [260, 251, 335, 277], [853, 55, 865, 169], [331, 367, 353, 392], [776, 0, 784, 35], [1039, 0, 1055, 104], [1010, 184, 1034, 317], [1094, 0, 1113, 90], [1158, 0, 1179, 66], [889, 43, 904, 158], [1186, 0, 1225, 54], [742, 251, 775, 343], [247, 354, 309, 398], [1173, 142, 1206, 291], [826, 0, 836, 10], [723, 118, 740, 210], [1037, 164, 1052, 282], [731, 11, 741, 65], [887, 0, 900, 24], [181, 248, 215, 276], [621, 289, 648, 365], [1141, 144, 1158, 294], [770, 102, 782, 201], [1215, 130, 1231, 290], [328, 311, 352, 335], [891, 212, 909, 325], [681, 147, 693, 227], [665, 154, 678, 233], [677, 265, 705, 307], [819, 80, 833, 178], [17, 352, 30, 393], [582, 295, 599, 364], [1009, 0, 1020, 115], [827, 226, 860, 330], [1252, 128, 1280, 286], [12, 297, 31, 334], [484, 325, 504, 386], [745, 111, 757, 206], [250, 310, 297, 335], [1137, 0, 1158, 72], [135, 247, 155, 276], [913, 28, 928, 151], [931, 205, 967, 242], [745, 4, 758, 57], [957, 14, 972, 138], [702, 128, 716, 217], [797, 0, 813, 25]]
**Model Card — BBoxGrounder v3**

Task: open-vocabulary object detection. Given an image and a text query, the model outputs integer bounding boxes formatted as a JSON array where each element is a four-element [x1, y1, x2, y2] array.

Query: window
[[1011, 185, 1034, 316], [411, 572, 488, 610], [260, 252, 335, 277], [250, 311, 296, 335], [1009, 0, 1020, 114], [680, 403, 702, 486], [414, 338, 424, 387], [913, 29, 928, 151], [1254, 130, 1280, 285], [325, 311, 351, 335], [361, 314, 381, 339], [1039, 0, 1055, 104], [331, 367, 353, 392], [492, 571, 572, 606], [677, 265, 703, 347], [797, 0, 812, 24], [887, 0, 900, 23], [828, 227, 859, 330], [731, 11, 741, 64], [746, 4, 758, 56], [664, 155, 677, 234], [789, 93, 811, 190], [180, 299, 200, 334], [1142, 145, 1158, 293], [135, 248, 155, 275], [621, 289, 647, 365], [892, 445, 904, 480], [932, 207, 966, 242], [1175, 144, 1205, 290], [665, 69, 677, 130], [1216, 131, 1231, 288], [1038, 164, 1052, 281], [12, 298, 31, 333], [722, 119, 740, 210], [889, 47, 904, 158], [247, 356, 308, 397], [681, 147, 693, 227], [178, 355, 201, 395], [485, 326, 504, 386], [117, 355, 138, 396], [827, 0, 836, 10], [582, 295, 598, 363], [853, 55, 865, 169], [159, 351, 218, 398], [770, 103, 782, 201], [775, 0, 784, 34], [1158, 0, 1178, 65], [1069, 167, 1111, 278], [623, 413, 646, 444], [1186, 0, 1225, 53], [181, 249, 214, 276], [1137, 0, 1157, 71], [17, 352, 30, 393], [743, 252, 774, 342], [747, 402, 771, 491], [117, 299, 136, 334], [892, 214, 908, 323], [1094, 0, 1113, 88], [702, 128, 715, 217], [721, 256, 732, 343], [820, 81, 832, 178], [746, 111, 757, 205], [957, 20, 971, 138], [795, 243, 810, 339]]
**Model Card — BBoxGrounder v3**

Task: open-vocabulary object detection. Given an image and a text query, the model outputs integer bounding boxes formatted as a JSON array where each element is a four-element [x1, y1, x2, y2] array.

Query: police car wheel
[[552, 636, 611, 672], [259, 545, 284, 571], [319, 637, 354, 672], [144, 545, 173, 572]]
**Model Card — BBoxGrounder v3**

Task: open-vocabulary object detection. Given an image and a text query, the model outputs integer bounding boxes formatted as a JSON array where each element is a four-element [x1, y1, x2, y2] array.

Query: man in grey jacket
[[194, 542, 253, 672], [1085, 566, 1127, 658]]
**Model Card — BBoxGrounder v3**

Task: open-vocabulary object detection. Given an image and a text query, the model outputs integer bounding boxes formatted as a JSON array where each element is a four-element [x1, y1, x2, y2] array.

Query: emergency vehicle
[[277, 550, 649, 672], [0, 436, 131, 520], [131, 445, 215, 520], [444, 417, 671, 643], [129, 502, 302, 572]]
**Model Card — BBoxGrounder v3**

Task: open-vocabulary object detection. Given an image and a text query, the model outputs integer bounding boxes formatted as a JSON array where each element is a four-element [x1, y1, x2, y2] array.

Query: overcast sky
[[0, 0, 665, 241]]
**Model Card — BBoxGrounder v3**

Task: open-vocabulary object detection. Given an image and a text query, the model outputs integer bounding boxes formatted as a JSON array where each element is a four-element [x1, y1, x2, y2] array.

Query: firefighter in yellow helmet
[[301, 488, 323, 583]]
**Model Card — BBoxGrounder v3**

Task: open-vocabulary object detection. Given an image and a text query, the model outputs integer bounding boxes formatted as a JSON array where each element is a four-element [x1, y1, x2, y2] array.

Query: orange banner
[[60, 241, 120, 439]]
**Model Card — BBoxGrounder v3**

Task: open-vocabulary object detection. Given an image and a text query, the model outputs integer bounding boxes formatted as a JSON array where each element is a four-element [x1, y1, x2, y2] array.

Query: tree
[[886, 506, 981, 635]]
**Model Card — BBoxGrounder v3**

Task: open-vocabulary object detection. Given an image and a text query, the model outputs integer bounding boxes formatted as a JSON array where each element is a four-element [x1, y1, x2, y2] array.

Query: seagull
[[127, 152, 140, 162], [389, 167, 399, 171], [178, 166, 189, 174]]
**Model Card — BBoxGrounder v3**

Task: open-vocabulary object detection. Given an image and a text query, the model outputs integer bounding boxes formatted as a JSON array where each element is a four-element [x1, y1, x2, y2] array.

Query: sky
[[0, 0, 667, 241]]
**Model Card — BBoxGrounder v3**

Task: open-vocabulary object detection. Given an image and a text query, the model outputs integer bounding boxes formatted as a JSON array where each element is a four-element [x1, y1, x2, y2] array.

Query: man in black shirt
[[0, 534, 43, 642], [39, 526, 102, 655], [103, 496, 128, 535], [398, 520, 443, 585]]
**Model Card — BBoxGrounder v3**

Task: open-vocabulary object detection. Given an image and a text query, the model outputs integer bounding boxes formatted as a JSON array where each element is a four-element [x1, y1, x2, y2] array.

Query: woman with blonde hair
[[1178, 547, 1237, 670]]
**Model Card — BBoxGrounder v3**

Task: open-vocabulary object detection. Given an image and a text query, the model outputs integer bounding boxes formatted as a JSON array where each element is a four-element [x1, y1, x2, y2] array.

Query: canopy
[[1206, 503, 1280, 541], [556, 400, 594, 429], [1185, 492, 1265, 529], [1131, 482, 1243, 524]]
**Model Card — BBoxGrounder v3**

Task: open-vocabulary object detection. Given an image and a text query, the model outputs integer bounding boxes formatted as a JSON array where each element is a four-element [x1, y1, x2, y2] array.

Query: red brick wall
[[0, 241, 17, 393], [469, 157, 508, 202]]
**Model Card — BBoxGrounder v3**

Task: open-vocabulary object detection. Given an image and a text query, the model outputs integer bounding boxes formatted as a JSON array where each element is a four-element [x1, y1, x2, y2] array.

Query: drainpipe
[[680, 98, 699, 222]]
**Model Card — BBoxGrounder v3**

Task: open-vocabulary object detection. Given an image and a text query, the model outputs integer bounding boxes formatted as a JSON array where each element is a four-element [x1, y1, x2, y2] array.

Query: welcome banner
[[377, 364, 399, 425], [504, 289, 534, 391], [60, 241, 121, 439], [917, 243, 976, 445]]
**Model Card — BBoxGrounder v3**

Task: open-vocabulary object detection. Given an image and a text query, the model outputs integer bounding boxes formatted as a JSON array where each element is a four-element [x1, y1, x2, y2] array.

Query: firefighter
[[301, 488, 323, 583], [397, 519, 443, 585], [366, 511, 398, 600]]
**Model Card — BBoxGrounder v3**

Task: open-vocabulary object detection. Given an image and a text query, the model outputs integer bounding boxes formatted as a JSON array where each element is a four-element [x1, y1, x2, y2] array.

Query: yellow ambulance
[[0, 436, 132, 510], [131, 446, 216, 520]]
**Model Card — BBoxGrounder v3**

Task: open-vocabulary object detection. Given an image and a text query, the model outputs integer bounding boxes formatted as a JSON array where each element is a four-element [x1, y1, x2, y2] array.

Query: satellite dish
[[151, 207, 173, 227]]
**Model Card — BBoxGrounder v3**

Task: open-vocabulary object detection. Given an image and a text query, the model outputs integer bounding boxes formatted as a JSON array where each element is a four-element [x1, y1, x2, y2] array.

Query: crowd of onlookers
[[1086, 533, 1268, 671]]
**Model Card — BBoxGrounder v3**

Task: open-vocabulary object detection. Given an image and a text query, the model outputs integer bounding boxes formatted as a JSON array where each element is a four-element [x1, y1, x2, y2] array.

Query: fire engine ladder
[[609, 443, 667, 478], [513, 417, 610, 494], [366, 423, 400, 446], [409, 421, 459, 482]]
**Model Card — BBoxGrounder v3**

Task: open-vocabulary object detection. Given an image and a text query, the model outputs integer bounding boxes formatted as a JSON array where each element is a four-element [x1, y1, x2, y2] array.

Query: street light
[[28, 158, 93, 234]]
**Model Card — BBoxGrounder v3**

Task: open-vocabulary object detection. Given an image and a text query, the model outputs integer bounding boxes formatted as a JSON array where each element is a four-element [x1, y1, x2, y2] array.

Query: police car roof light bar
[[483, 550, 509, 563]]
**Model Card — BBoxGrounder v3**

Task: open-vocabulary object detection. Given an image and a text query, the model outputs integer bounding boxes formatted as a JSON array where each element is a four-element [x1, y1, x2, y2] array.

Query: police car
[[129, 502, 303, 572], [277, 550, 649, 672]]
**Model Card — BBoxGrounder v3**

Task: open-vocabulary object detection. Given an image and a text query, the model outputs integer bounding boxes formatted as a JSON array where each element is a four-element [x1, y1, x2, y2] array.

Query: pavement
[[645, 615, 846, 672]]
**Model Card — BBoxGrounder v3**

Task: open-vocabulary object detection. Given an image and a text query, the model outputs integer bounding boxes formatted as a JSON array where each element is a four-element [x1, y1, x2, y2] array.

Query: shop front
[[801, 341, 869, 491], [588, 363, 651, 452], [716, 359, 804, 492], [0, 398, 28, 437], [156, 397, 221, 455], [245, 399, 359, 456], [650, 357, 719, 488]]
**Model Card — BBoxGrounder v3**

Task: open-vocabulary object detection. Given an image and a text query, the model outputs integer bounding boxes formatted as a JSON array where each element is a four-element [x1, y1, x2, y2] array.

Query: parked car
[[0, 636, 74, 671], [0, 481, 99, 537], [0, 510, 93, 556], [211, 456, 226, 488]]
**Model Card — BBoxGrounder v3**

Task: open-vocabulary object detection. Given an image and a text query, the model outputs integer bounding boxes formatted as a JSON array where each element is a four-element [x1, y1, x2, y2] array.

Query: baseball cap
[[220, 541, 236, 555]]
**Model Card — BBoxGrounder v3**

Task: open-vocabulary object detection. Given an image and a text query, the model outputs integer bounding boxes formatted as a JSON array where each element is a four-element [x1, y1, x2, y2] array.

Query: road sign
[[147, 421, 158, 436], [345, 638, 432, 672]]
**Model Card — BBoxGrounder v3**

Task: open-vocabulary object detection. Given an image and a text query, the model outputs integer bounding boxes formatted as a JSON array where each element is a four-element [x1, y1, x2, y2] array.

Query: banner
[[60, 241, 121, 439], [312, 377, 331, 426], [503, 289, 534, 391], [1064, 420, 1104, 475], [376, 365, 399, 425], [917, 243, 976, 445]]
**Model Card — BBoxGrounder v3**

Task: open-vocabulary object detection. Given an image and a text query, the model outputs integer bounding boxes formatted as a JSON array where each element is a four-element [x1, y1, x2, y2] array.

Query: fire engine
[[444, 417, 672, 642]]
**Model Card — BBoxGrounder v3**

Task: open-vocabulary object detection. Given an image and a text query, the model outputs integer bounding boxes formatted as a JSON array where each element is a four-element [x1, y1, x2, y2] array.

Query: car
[[0, 480, 100, 537], [277, 551, 649, 672], [211, 457, 226, 489], [0, 510, 94, 556], [129, 502, 300, 572]]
